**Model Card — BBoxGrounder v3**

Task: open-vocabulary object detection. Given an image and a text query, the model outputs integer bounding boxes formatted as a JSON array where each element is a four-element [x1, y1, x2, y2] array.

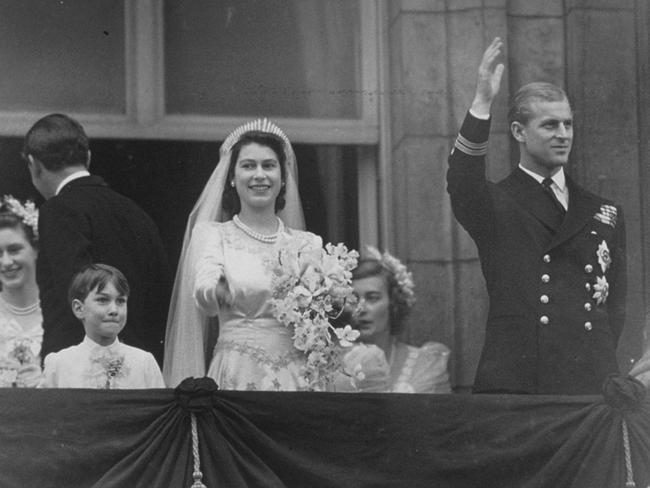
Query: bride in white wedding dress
[[164, 119, 322, 390]]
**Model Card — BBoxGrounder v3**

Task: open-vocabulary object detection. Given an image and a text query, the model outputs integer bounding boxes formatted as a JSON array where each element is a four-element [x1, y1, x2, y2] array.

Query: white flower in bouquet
[[335, 325, 360, 347], [269, 234, 360, 390]]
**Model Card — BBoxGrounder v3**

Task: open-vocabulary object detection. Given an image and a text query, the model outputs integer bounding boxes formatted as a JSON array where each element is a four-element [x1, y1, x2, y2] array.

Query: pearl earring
[[230, 181, 235, 187]]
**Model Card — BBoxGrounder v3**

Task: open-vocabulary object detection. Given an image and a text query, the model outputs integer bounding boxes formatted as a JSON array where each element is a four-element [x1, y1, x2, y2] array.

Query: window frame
[[0, 0, 380, 145], [0, 0, 388, 249]]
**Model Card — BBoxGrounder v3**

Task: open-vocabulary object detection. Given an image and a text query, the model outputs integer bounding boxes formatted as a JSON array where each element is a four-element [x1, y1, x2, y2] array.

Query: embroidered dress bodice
[[192, 220, 322, 391], [0, 295, 43, 386]]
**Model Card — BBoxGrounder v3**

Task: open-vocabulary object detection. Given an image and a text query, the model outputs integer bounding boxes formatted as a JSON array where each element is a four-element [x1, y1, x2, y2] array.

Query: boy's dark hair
[[68, 263, 130, 305]]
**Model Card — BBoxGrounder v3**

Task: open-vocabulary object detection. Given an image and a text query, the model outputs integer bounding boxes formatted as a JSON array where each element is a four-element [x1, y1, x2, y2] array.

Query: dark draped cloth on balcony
[[0, 376, 648, 488]]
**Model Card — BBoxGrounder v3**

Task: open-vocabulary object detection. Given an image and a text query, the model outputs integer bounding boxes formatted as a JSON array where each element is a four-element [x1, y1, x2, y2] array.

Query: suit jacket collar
[[57, 174, 108, 193], [55, 170, 90, 195]]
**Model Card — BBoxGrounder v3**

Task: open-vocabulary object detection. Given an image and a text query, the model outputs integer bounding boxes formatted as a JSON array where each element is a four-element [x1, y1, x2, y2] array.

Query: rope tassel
[[190, 413, 207, 488], [622, 419, 635, 488]]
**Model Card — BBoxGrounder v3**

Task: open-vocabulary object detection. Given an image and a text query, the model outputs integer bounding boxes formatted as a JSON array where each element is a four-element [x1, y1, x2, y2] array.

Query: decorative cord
[[190, 413, 207, 488], [622, 419, 635, 488]]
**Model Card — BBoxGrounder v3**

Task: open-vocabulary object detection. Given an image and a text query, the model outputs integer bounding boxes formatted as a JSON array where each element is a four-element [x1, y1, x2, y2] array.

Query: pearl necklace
[[233, 214, 284, 243], [0, 294, 40, 316]]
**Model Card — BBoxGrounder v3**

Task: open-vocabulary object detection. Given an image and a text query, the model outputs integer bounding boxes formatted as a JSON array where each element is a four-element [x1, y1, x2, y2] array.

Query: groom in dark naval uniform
[[23, 114, 170, 365], [447, 38, 626, 394]]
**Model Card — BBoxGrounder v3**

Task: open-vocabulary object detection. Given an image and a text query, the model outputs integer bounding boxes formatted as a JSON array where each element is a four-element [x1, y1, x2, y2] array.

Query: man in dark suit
[[447, 38, 626, 394], [23, 113, 170, 365]]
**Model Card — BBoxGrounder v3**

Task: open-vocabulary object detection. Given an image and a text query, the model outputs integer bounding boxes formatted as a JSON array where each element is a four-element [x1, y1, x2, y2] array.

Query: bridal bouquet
[[269, 234, 360, 390]]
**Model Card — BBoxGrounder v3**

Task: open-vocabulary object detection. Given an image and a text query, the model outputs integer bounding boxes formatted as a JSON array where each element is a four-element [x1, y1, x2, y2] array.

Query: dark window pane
[[0, 0, 126, 113], [164, 0, 361, 119]]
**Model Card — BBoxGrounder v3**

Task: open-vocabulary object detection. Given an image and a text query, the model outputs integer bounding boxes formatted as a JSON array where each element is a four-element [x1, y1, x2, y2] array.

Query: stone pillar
[[507, 1, 565, 90], [506, 0, 566, 166], [565, 0, 644, 370], [638, 0, 650, 353], [387, 0, 507, 389]]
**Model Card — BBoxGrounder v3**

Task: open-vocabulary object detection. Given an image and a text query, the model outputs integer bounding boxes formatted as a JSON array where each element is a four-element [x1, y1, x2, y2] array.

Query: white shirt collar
[[82, 335, 121, 353], [55, 170, 91, 196], [518, 165, 567, 194]]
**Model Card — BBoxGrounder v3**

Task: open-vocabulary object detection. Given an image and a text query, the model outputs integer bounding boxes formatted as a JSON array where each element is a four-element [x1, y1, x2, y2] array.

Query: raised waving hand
[[470, 37, 505, 117]]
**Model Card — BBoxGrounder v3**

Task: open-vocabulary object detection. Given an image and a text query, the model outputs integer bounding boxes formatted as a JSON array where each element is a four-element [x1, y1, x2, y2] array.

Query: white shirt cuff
[[469, 108, 490, 120]]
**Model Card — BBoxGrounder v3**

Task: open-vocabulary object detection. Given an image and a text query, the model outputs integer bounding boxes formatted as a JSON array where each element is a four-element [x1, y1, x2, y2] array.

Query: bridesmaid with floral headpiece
[[0, 196, 42, 387], [337, 247, 452, 393]]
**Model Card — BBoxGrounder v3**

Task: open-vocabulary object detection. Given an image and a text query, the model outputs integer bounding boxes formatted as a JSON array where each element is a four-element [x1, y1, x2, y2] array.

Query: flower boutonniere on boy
[[92, 351, 129, 389]]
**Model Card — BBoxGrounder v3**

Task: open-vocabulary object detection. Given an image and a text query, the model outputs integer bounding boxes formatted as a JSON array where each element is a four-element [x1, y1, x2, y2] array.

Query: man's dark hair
[[507, 82, 570, 126], [23, 113, 90, 171]]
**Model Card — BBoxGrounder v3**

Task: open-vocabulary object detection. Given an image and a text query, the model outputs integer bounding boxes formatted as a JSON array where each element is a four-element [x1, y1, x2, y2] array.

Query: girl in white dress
[[164, 119, 320, 390], [0, 196, 42, 387]]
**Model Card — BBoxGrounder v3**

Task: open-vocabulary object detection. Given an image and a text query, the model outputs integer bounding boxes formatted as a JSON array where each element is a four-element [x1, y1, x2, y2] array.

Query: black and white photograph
[[0, 1, 648, 487]]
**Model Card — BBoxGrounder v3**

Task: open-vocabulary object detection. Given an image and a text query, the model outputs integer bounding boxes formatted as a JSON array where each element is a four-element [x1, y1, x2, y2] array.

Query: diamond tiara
[[221, 118, 291, 156]]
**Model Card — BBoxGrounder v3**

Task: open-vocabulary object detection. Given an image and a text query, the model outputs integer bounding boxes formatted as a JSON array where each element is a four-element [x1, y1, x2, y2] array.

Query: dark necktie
[[542, 177, 566, 215]]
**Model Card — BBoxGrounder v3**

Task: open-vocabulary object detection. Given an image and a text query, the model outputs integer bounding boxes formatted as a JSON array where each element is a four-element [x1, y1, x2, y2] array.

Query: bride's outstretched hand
[[215, 274, 233, 308]]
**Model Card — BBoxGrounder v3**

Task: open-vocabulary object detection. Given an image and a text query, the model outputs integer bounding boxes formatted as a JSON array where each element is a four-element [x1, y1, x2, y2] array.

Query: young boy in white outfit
[[42, 263, 165, 388]]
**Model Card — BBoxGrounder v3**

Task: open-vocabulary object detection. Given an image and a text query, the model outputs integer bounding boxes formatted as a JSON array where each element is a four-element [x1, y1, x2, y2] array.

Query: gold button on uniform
[[584, 264, 593, 273], [540, 295, 549, 304], [584, 303, 592, 312], [584, 322, 593, 331], [541, 274, 550, 283], [543, 255, 551, 263], [585, 283, 591, 291], [540, 316, 549, 325]]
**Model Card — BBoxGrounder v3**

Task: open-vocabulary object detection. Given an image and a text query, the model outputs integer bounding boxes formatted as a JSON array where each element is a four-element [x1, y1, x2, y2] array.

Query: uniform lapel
[[502, 168, 565, 232], [546, 176, 600, 250]]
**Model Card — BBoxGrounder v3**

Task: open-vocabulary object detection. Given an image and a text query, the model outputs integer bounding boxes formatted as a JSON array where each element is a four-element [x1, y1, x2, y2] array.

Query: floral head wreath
[[1, 195, 39, 239], [365, 246, 416, 311]]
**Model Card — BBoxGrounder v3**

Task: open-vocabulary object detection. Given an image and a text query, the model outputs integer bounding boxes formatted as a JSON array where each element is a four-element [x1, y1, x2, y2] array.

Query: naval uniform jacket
[[447, 112, 626, 394], [37, 175, 170, 365]]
